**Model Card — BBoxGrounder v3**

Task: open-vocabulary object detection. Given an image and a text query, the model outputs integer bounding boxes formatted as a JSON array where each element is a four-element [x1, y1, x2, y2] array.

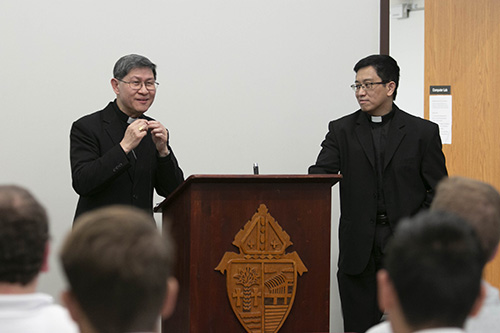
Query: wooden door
[[425, 0, 500, 288]]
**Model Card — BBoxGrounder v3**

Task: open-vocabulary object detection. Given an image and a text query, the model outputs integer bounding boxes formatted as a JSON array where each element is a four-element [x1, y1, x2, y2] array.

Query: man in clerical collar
[[70, 54, 184, 221], [309, 54, 448, 332]]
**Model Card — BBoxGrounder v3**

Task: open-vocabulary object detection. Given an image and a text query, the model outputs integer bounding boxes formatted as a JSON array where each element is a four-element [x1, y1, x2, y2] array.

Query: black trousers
[[338, 223, 392, 333]]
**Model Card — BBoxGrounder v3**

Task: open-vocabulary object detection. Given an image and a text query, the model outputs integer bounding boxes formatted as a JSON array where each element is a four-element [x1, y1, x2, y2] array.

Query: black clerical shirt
[[368, 109, 394, 214]]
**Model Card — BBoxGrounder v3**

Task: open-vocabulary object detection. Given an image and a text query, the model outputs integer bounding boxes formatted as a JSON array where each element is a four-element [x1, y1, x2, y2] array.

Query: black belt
[[376, 213, 389, 225]]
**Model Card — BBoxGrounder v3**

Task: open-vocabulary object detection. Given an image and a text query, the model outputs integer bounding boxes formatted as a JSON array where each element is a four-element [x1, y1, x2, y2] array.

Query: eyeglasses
[[350, 81, 387, 92], [118, 79, 159, 91]]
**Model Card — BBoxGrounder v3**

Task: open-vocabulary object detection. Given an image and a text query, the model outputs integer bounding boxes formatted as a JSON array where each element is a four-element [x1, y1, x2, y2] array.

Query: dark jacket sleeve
[[155, 146, 184, 197], [420, 123, 448, 208], [70, 118, 132, 197], [308, 121, 341, 175]]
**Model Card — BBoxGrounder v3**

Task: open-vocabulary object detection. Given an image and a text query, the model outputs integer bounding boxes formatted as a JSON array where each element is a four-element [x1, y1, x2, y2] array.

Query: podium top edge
[[154, 174, 341, 212], [185, 174, 341, 183]]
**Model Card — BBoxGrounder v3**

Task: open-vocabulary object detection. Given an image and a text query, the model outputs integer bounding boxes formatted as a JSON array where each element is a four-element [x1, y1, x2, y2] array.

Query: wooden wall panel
[[425, 0, 500, 288]]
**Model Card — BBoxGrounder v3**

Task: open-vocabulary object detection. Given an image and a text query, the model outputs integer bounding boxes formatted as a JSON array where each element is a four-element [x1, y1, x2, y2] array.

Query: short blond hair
[[431, 176, 500, 260], [60, 205, 174, 333]]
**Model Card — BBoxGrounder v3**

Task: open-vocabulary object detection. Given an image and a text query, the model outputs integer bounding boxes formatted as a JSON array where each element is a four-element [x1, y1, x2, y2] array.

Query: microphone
[[253, 163, 259, 175]]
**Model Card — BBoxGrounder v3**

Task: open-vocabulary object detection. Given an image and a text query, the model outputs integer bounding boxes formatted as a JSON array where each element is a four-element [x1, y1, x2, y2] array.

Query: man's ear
[[62, 290, 97, 333], [377, 269, 396, 312], [386, 81, 396, 98], [62, 290, 83, 323], [469, 283, 486, 317], [161, 277, 179, 319], [488, 244, 499, 262], [111, 78, 120, 95], [41, 242, 50, 272]]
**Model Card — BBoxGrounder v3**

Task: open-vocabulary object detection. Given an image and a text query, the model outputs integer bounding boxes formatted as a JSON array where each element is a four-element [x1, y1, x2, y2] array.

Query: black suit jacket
[[70, 101, 184, 220], [309, 105, 447, 275]]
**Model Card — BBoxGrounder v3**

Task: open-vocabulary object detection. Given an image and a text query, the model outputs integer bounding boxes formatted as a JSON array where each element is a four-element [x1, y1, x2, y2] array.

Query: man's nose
[[357, 87, 367, 95], [138, 83, 149, 93]]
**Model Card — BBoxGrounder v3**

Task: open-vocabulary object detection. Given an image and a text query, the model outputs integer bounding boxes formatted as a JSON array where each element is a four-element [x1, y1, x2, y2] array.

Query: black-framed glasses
[[350, 81, 387, 92], [118, 79, 159, 91]]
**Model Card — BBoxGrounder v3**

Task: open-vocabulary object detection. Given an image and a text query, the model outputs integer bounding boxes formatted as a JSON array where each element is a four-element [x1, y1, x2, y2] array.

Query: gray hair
[[113, 54, 157, 80]]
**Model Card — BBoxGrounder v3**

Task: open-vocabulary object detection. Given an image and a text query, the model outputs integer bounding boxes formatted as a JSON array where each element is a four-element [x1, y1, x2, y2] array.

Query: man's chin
[[133, 106, 151, 115]]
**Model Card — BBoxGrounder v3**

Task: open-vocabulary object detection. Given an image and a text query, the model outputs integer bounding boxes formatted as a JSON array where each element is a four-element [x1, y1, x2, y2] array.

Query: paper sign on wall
[[429, 85, 452, 145]]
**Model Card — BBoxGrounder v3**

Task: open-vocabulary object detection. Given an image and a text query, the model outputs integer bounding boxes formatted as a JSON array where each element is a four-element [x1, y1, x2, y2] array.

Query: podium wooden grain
[[155, 174, 340, 332]]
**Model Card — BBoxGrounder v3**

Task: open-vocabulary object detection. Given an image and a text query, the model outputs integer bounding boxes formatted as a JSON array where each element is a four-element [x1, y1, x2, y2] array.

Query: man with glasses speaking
[[309, 54, 448, 333], [70, 54, 184, 222]]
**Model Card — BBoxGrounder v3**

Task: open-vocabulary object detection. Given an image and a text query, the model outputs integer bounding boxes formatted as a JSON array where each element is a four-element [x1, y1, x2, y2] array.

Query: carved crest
[[215, 204, 307, 333]]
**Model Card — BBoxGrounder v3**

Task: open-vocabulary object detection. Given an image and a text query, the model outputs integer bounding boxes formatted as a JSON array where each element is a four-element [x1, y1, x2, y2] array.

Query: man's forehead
[[124, 67, 155, 78], [355, 66, 380, 82]]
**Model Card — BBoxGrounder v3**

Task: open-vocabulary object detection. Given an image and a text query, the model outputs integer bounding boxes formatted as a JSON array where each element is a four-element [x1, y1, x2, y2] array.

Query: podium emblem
[[215, 204, 307, 333]]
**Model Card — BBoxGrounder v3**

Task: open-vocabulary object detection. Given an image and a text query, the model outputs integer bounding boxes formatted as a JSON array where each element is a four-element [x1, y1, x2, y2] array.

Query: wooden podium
[[155, 174, 340, 333]]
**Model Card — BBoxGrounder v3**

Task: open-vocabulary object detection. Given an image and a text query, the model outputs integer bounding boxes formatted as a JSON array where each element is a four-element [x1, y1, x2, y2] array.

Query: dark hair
[[385, 210, 484, 329], [60, 205, 174, 333], [0, 185, 49, 285], [354, 54, 400, 100], [431, 176, 500, 260], [113, 54, 157, 80]]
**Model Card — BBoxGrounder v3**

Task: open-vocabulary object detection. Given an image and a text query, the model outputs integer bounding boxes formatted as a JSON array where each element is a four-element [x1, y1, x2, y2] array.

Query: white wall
[[390, 0, 425, 117], [0, 1, 379, 331]]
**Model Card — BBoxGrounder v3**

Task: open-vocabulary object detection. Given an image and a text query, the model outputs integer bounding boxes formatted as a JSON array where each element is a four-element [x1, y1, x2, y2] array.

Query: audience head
[[378, 210, 485, 331], [354, 54, 400, 100], [113, 54, 157, 80], [60, 205, 177, 333], [431, 176, 500, 261], [0, 185, 49, 287]]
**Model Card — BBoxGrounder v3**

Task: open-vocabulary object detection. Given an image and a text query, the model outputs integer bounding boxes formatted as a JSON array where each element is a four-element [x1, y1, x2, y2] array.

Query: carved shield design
[[216, 204, 307, 333], [226, 259, 297, 333]]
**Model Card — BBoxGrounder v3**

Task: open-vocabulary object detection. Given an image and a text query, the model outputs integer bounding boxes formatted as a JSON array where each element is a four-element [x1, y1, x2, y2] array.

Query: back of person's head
[[382, 210, 484, 330], [0, 185, 48, 286], [60, 205, 175, 333], [431, 176, 500, 261], [354, 54, 400, 100], [113, 54, 157, 80]]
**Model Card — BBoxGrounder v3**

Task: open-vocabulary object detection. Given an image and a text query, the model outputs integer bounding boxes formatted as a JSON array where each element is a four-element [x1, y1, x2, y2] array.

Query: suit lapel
[[384, 107, 406, 170], [355, 111, 376, 168], [102, 103, 135, 182], [102, 104, 125, 145]]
